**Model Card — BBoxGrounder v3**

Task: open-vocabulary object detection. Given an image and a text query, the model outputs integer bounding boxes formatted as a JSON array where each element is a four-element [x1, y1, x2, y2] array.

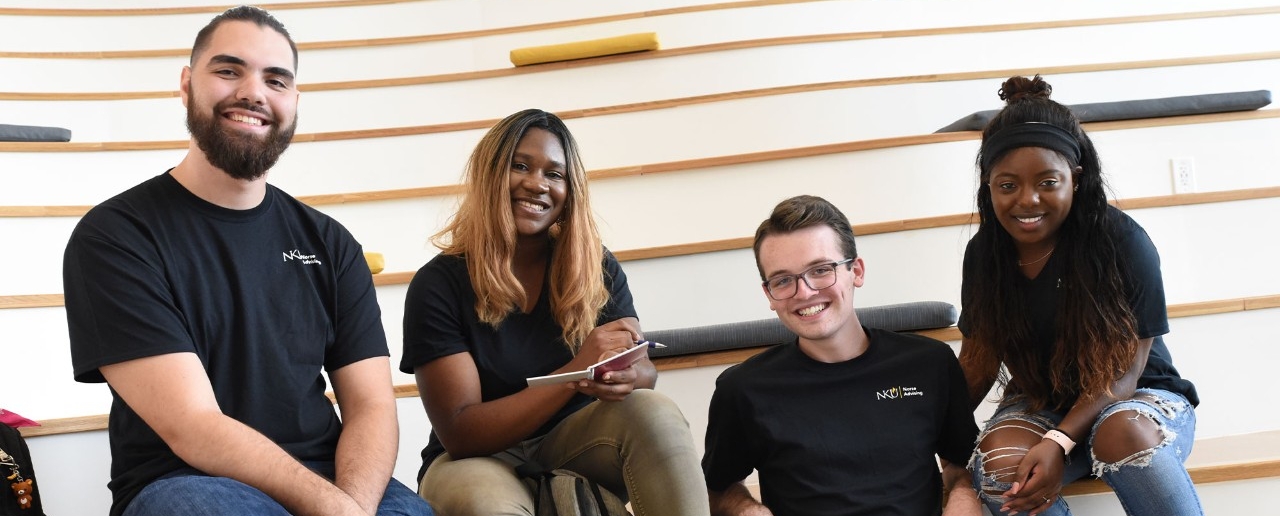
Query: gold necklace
[[1018, 246, 1055, 266]]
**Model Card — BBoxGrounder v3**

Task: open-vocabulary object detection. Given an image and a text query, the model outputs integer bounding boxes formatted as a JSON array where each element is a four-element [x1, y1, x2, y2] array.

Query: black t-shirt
[[958, 206, 1198, 407], [64, 172, 388, 516], [399, 251, 636, 480], [702, 328, 978, 516]]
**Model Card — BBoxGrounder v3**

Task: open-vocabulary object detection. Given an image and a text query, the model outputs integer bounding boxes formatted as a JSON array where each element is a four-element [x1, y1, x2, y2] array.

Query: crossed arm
[[101, 352, 396, 516], [940, 459, 982, 515], [708, 483, 772, 516], [329, 356, 400, 514]]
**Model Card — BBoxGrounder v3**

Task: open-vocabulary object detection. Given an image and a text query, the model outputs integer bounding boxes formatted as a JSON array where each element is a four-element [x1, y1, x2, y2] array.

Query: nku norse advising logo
[[876, 385, 924, 400], [283, 249, 323, 265]]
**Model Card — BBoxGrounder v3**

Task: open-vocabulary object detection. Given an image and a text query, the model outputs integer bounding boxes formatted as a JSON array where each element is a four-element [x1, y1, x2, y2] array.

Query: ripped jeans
[[969, 388, 1201, 515]]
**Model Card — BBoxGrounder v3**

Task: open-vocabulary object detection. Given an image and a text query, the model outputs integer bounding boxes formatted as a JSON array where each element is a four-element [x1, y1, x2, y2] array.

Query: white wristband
[[1042, 429, 1076, 455]]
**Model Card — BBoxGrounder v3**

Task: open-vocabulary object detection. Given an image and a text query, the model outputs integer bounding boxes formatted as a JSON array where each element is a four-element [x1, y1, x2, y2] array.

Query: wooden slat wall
[[2, 4, 1275, 60], [17, 293, 1280, 437], [3, 186, 1277, 308], [2, 109, 1276, 215], [0, 0, 422, 17], [0, 0, 821, 58], [3, 18, 1278, 99]]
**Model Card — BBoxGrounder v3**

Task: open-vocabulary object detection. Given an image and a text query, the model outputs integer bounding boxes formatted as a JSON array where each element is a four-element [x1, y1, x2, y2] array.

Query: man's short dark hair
[[752, 195, 858, 280], [191, 5, 298, 70]]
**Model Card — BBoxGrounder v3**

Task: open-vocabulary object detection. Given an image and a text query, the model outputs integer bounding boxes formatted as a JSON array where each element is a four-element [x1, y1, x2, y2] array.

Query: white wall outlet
[[1171, 157, 1197, 194]]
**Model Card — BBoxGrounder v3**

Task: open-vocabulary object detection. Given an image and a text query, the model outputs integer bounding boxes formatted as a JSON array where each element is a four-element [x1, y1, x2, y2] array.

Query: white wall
[[4, 1, 1279, 514]]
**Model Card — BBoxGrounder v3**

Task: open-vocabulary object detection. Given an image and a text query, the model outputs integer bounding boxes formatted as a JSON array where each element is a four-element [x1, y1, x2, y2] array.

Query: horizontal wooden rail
[[20, 385, 420, 437], [0, 294, 64, 310], [742, 448, 1280, 498], [2, 9, 1277, 99], [611, 185, 1280, 264], [373, 271, 415, 287], [17, 293, 1280, 437], [1, 51, 1275, 151], [647, 294, 1280, 370], [0, 0, 816, 58], [15, 415, 104, 437], [733, 427, 1280, 496], [2, 186, 1276, 309], [0, 206, 94, 217], [1063, 459, 1280, 496], [1, 51, 1274, 146], [2, 4, 1275, 60], [0, 0, 421, 17], [2, 108, 1276, 221], [889, 289, 1280, 344]]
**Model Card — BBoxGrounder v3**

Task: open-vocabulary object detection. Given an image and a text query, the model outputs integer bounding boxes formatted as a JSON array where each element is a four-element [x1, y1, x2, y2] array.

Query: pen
[[636, 339, 666, 349]]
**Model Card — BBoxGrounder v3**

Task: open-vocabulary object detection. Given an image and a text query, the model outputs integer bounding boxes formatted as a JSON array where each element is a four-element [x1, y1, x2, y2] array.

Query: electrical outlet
[[1171, 157, 1197, 194]]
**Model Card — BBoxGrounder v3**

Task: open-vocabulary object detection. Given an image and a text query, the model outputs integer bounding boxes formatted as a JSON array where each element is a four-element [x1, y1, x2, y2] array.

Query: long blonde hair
[[432, 109, 608, 353]]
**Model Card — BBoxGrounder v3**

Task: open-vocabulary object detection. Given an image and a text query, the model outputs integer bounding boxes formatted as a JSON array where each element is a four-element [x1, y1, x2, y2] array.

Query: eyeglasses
[[762, 258, 854, 300]]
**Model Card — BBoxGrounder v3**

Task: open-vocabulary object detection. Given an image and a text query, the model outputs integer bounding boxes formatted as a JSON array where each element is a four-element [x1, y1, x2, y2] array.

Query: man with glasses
[[702, 195, 980, 516]]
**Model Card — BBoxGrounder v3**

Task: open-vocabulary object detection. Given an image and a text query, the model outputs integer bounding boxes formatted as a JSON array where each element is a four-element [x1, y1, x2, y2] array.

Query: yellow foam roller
[[510, 32, 659, 67], [364, 252, 385, 274]]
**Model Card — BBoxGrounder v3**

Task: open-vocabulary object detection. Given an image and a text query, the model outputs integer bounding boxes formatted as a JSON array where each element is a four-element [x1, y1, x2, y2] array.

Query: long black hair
[[963, 75, 1137, 411]]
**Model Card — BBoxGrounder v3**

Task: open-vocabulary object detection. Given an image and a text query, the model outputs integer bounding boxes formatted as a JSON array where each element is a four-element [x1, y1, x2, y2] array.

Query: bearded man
[[62, 7, 434, 516]]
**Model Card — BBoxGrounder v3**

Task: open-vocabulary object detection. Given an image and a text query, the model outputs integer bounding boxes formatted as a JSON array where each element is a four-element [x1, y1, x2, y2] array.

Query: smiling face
[[181, 20, 298, 181], [758, 225, 864, 349], [508, 127, 568, 240], [987, 146, 1080, 255]]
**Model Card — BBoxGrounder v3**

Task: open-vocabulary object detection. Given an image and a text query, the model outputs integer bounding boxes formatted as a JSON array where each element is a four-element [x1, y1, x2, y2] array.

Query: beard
[[185, 86, 297, 182]]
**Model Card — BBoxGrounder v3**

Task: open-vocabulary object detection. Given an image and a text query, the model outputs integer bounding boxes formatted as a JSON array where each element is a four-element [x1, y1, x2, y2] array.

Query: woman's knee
[[1090, 408, 1165, 466], [420, 455, 533, 516], [615, 389, 679, 416], [599, 390, 692, 436], [1088, 389, 1196, 471], [972, 420, 1045, 493]]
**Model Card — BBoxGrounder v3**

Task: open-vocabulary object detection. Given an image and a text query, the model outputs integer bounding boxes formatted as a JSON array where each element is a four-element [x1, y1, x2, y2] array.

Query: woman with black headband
[[957, 76, 1202, 516]]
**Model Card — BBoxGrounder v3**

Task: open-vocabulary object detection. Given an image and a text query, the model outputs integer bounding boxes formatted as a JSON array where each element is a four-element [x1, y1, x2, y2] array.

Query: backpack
[[515, 461, 631, 516], [0, 423, 44, 515]]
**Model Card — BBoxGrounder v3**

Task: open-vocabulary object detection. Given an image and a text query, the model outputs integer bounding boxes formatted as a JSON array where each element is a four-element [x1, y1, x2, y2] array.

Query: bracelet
[[1042, 429, 1076, 455]]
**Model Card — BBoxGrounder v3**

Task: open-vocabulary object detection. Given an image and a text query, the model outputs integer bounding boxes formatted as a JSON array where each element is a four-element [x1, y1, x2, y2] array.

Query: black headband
[[979, 122, 1082, 172]]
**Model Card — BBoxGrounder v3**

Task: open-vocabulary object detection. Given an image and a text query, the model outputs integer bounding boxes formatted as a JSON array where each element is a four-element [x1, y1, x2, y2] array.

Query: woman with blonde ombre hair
[[401, 109, 709, 516]]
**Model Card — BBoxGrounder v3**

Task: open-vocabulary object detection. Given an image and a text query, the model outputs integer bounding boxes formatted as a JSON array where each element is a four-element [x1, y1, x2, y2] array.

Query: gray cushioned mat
[[935, 90, 1272, 133], [646, 301, 957, 358], [0, 124, 72, 142]]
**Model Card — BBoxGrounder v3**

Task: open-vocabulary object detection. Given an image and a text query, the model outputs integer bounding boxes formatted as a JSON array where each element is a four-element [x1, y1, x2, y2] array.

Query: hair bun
[[998, 75, 1053, 104]]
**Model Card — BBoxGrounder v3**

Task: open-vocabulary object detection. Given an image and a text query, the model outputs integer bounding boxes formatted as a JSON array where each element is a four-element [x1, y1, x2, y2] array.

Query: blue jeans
[[123, 461, 433, 516], [969, 388, 1202, 515]]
